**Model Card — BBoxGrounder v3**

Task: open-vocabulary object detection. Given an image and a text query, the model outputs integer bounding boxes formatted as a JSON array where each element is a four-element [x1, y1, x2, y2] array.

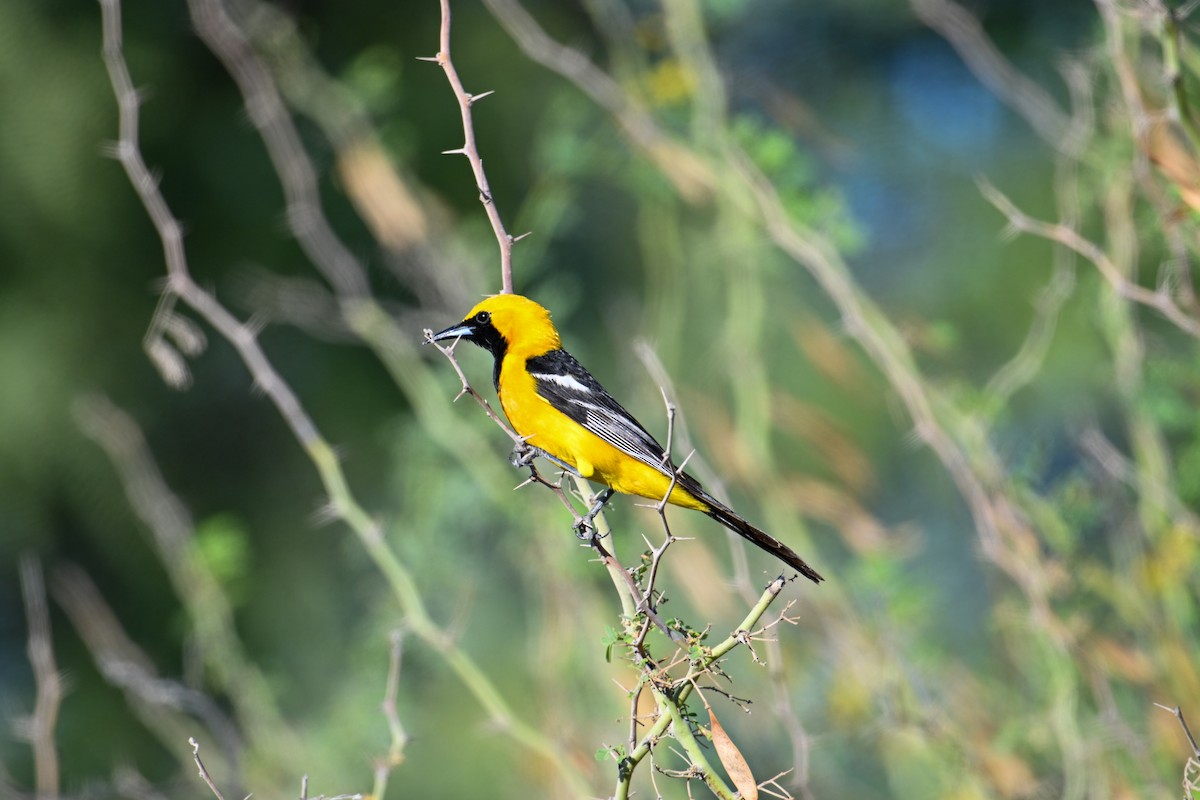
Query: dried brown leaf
[[1146, 121, 1200, 213], [708, 705, 758, 800]]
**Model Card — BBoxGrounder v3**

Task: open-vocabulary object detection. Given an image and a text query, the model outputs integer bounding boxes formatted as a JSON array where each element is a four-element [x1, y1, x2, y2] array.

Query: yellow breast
[[498, 356, 706, 510]]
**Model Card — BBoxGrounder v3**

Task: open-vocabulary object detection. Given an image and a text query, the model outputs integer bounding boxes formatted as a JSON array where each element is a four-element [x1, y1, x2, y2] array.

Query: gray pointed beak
[[429, 322, 473, 343]]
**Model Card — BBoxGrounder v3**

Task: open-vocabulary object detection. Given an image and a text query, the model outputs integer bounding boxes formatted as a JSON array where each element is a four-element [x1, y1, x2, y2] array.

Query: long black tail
[[705, 501, 824, 584]]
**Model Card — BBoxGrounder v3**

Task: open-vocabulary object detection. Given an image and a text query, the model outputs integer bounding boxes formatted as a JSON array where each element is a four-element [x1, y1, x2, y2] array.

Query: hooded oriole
[[430, 293, 824, 583]]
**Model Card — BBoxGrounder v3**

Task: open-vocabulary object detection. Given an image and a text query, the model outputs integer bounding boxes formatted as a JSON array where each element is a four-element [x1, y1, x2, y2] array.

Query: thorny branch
[[422, 0, 518, 294], [371, 631, 410, 800], [52, 564, 245, 783], [189, 739, 228, 800], [423, 332, 684, 641], [18, 555, 62, 800], [479, 0, 1035, 601], [189, 0, 368, 299], [424, 294, 794, 798], [1154, 704, 1200, 800], [632, 342, 818, 787], [463, 28, 1195, 798], [72, 392, 303, 773], [97, 0, 588, 793], [615, 576, 797, 800], [980, 178, 1200, 339]]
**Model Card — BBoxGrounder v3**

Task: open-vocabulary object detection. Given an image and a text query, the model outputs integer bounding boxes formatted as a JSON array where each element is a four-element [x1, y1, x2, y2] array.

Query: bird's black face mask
[[430, 310, 506, 357], [429, 310, 508, 388]]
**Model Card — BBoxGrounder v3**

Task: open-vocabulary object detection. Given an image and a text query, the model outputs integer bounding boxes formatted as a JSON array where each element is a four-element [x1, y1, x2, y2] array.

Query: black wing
[[525, 349, 676, 477], [527, 352, 823, 581]]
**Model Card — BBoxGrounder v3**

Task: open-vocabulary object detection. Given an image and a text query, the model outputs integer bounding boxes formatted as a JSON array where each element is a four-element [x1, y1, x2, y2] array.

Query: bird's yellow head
[[430, 294, 562, 360]]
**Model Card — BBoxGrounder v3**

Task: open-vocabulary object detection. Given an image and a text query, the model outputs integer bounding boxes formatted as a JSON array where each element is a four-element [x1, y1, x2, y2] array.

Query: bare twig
[[423, 0, 516, 293], [991, 241, 1082, 408], [371, 631, 410, 800], [189, 739, 229, 800], [634, 342, 755, 592], [423, 332, 606, 532], [298, 772, 365, 800], [188, 0, 368, 299], [52, 564, 245, 780], [909, 0, 1072, 146], [758, 771, 798, 800], [980, 178, 1200, 339], [616, 576, 791, 796], [422, 335, 526, 445], [1162, 5, 1200, 153], [659, 691, 738, 800], [628, 680, 645, 754], [96, 0, 588, 791], [18, 555, 62, 800], [481, 0, 715, 202], [474, 7, 1096, 796], [73, 395, 192, 562], [984, 257, 1077, 407], [100, 0, 319, 449], [113, 766, 172, 800], [984, 57, 1094, 407], [1080, 428, 1200, 532], [480, 0, 1041, 601], [1154, 703, 1200, 799], [585, 517, 680, 641], [1155, 703, 1200, 758], [426, 323, 699, 648], [72, 393, 301, 772]]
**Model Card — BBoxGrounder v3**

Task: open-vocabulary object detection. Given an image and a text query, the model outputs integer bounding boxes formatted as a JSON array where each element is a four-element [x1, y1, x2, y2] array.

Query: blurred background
[[2, 0, 1199, 797]]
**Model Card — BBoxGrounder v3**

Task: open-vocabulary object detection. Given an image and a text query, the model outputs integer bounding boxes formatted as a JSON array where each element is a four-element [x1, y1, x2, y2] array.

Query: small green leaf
[[192, 513, 251, 604]]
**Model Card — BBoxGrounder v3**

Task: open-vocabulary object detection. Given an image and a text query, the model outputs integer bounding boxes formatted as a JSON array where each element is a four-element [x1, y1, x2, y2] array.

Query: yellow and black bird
[[430, 293, 823, 583]]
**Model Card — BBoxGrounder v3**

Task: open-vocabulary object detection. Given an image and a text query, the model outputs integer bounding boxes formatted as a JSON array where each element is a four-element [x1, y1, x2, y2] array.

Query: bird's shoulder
[[524, 348, 670, 461], [524, 349, 633, 419], [524, 348, 607, 392]]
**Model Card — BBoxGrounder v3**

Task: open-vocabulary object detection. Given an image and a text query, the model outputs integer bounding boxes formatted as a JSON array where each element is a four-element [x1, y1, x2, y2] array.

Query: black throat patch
[[469, 322, 508, 391]]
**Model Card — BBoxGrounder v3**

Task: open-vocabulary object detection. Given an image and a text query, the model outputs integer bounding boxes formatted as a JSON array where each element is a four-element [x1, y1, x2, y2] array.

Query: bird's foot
[[509, 440, 539, 469], [572, 519, 594, 540], [572, 488, 615, 539]]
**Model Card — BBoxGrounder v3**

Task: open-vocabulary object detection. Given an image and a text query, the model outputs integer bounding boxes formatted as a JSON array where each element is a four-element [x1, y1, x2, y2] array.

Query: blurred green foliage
[[3, 0, 1200, 798]]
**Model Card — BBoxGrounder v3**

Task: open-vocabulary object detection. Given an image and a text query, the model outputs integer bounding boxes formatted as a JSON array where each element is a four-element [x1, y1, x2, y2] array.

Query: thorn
[[454, 387, 468, 402], [244, 313, 268, 338], [415, 54, 443, 63], [442, 146, 468, 156], [511, 231, 533, 243], [97, 140, 122, 160], [467, 90, 495, 104], [513, 476, 536, 491]]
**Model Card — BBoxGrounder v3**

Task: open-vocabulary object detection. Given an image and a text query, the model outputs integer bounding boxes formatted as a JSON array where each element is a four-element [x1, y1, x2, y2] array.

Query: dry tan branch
[[423, 0, 517, 293], [17, 556, 62, 800]]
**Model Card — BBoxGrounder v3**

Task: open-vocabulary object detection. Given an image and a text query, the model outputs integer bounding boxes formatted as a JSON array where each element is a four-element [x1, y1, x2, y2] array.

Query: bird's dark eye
[[474, 311, 491, 325]]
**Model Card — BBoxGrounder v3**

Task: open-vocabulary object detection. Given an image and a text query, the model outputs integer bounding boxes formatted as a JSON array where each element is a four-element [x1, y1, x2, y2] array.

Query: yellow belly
[[499, 367, 707, 511]]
